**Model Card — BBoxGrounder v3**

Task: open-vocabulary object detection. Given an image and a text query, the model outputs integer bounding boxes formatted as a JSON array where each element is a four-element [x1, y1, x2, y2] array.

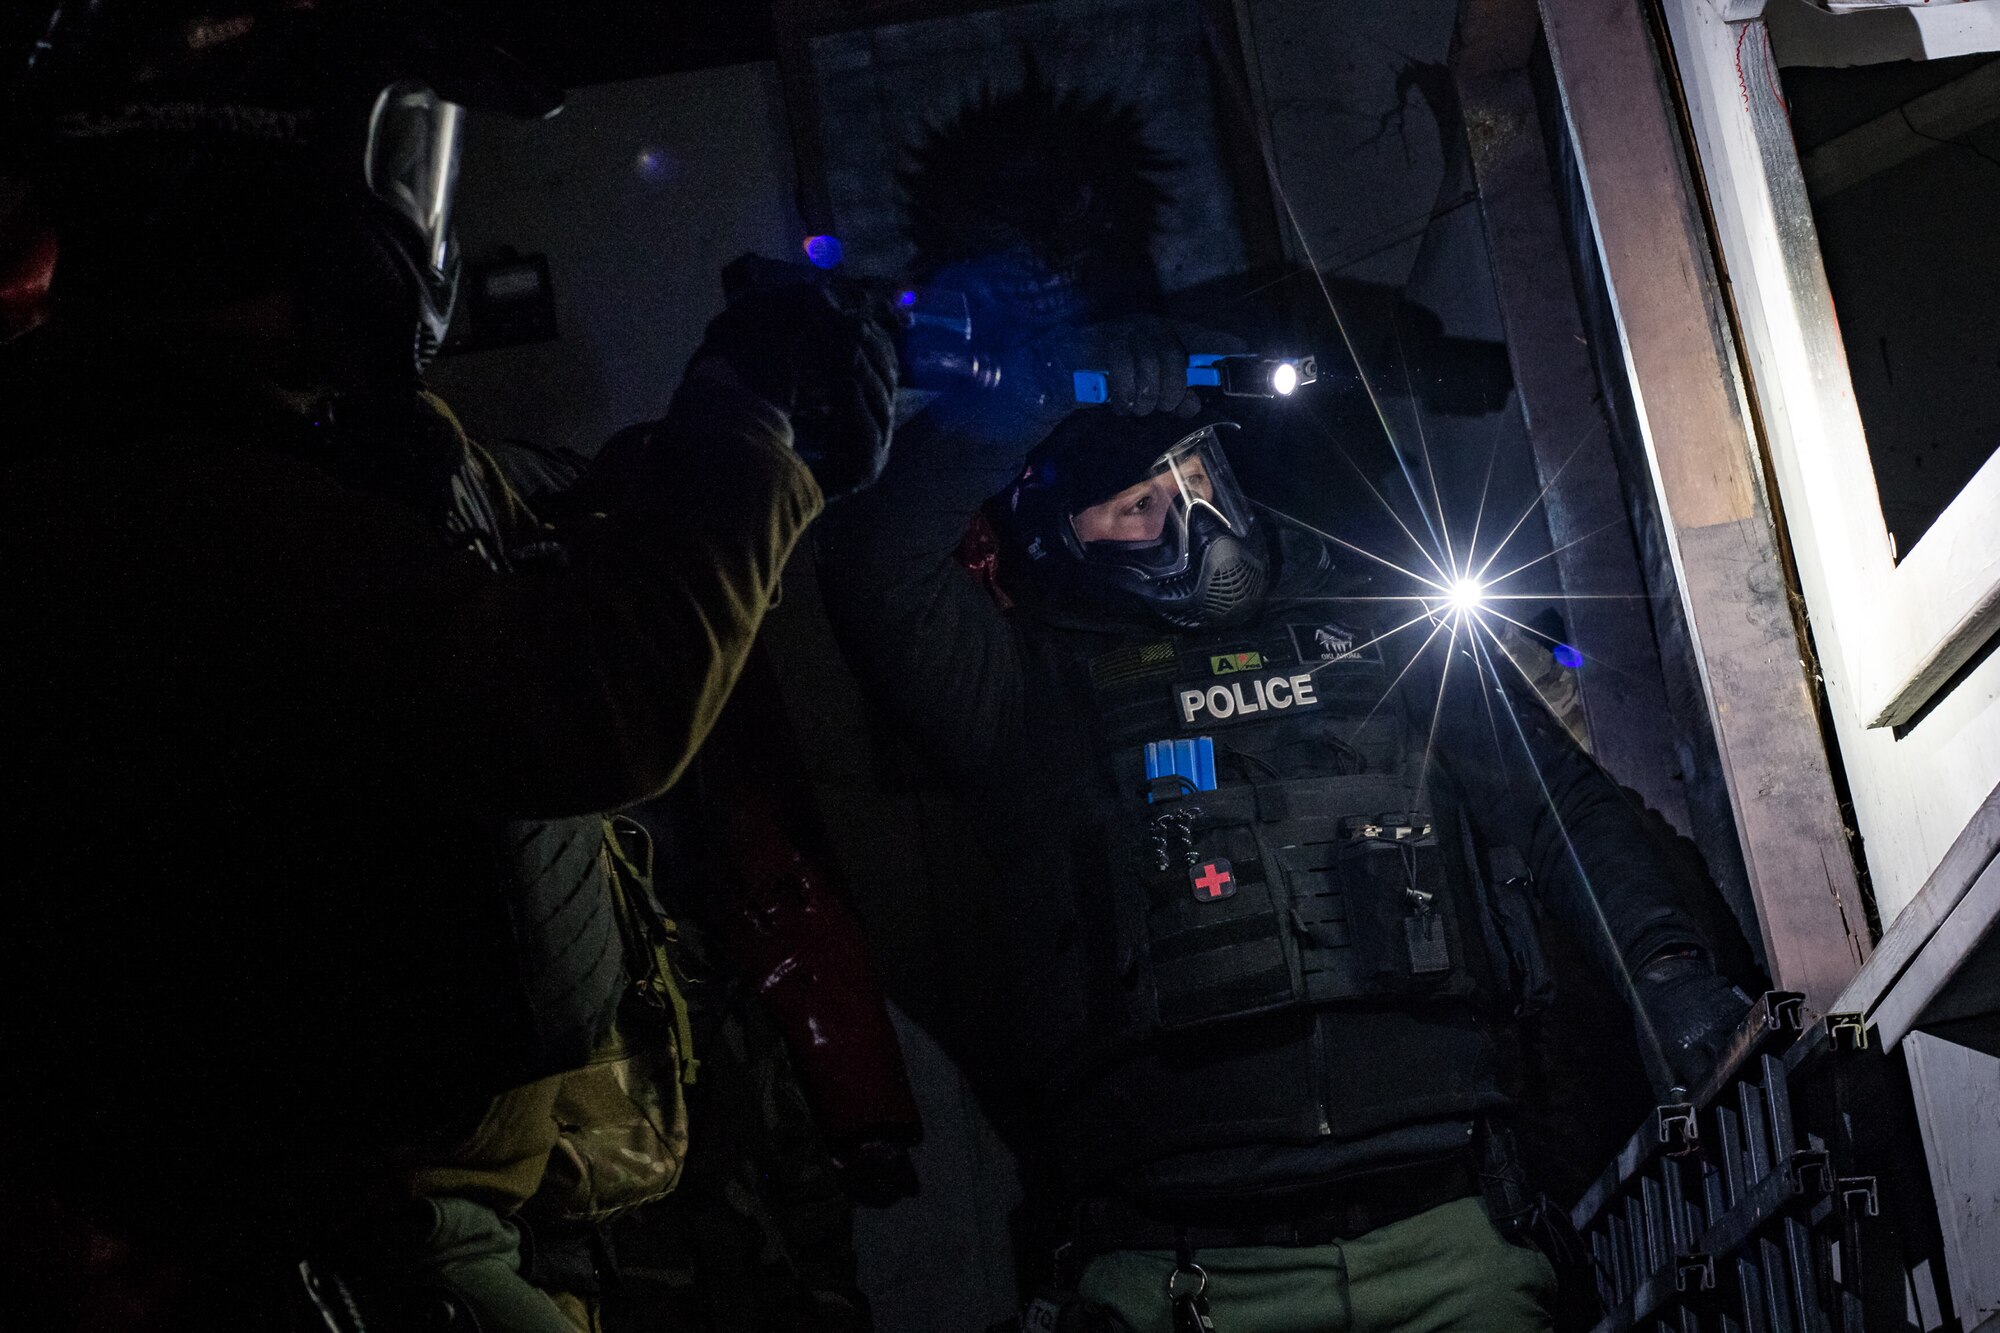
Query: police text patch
[[1175, 671, 1323, 727]]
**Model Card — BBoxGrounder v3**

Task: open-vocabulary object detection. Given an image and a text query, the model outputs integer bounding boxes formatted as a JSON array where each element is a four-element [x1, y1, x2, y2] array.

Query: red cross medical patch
[[1190, 858, 1236, 902]]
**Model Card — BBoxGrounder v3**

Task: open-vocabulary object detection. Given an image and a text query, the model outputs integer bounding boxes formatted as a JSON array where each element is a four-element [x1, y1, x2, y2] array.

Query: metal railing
[[1571, 993, 1961, 1332]]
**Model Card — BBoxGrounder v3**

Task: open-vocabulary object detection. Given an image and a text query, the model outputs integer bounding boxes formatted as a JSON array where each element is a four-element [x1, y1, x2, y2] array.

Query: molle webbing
[[1139, 772, 1465, 1034]]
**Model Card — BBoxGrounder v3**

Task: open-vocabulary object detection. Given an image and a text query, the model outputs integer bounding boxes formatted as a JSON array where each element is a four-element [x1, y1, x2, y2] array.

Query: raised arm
[[15, 372, 821, 818], [815, 388, 1071, 783], [1421, 630, 1750, 1089]]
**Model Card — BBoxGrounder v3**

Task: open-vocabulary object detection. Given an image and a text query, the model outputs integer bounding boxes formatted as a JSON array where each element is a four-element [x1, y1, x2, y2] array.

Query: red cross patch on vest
[[1190, 858, 1236, 902]]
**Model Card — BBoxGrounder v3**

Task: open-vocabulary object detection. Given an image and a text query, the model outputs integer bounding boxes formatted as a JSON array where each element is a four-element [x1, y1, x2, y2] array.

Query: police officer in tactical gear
[[1, 4, 895, 1330], [817, 333, 1750, 1331]]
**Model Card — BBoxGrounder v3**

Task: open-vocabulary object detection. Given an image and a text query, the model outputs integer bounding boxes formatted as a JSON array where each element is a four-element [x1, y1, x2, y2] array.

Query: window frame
[[1664, 1, 2000, 730]]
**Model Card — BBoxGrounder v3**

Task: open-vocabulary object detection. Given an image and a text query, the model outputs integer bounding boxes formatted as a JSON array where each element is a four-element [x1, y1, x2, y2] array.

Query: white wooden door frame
[[1652, 0, 2000, 929], [1659, 2, 2000, 733]]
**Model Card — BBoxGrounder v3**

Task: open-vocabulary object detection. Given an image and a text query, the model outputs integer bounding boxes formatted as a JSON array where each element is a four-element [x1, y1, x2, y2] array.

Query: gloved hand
[[1014, 315, 1246, 418], [831, 1136, 920, 1208], [1633, 951, 1754, 1094], [692, 283, 900, 500]]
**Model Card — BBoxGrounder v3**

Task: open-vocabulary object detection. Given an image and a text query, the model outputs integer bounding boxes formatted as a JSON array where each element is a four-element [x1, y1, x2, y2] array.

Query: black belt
[[1075, 1156, 1479, 1258]]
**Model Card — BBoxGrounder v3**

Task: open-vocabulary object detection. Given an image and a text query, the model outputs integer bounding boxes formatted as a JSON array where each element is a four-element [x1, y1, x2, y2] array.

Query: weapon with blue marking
[[722, 252, 1001, 391], [1074, 353, 1318, 404], [731, 246, 1318, 402]]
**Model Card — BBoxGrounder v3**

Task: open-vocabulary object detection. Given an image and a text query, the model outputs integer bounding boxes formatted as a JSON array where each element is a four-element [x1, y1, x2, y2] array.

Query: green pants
[[1078, 1198, 1556, 1333], [367, 1196, 581, 1333]]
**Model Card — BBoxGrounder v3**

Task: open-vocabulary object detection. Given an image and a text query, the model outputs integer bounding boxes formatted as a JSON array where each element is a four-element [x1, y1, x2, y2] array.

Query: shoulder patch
[[1288, 620, 1381, 667], [1089, 640, 1179, 691], [1208, 650, 1264, 675]]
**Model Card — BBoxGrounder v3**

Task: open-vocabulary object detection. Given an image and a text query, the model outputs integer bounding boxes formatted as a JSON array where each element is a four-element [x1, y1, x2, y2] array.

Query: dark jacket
[[817, 391, 1711, 1208], [2, 335, 821, 1201]]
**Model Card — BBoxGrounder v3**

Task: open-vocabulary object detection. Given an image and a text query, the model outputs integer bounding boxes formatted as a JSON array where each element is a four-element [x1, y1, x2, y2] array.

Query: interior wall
[[1235, 0, 1565, 660], [1239, 0, 1458, 285], [429, 63, 805, 455]]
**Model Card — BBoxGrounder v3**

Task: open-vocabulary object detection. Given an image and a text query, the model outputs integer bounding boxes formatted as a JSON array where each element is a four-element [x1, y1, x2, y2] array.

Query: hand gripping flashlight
[[1073, 354, 1318, 405]]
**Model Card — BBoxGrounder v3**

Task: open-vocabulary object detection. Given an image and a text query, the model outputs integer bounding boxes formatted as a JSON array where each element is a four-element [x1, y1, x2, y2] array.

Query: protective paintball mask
[[16, 2, 559, 379], [1067, 424, 1268, 628], [361, 80, 467, 366], [1000, 414, 1270, 630]]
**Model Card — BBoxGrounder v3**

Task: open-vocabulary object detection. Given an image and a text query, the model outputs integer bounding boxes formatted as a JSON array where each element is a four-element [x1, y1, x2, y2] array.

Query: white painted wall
[[1906, 1032, 2000, 1329]]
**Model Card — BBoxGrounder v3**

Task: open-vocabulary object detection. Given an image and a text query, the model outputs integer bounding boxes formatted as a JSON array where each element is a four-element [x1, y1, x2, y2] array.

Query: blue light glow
[[633, 146, 678, 182], [898, 289, 918, 307], [1553, 643, 1584, 669], [803, 235, 844, 269]]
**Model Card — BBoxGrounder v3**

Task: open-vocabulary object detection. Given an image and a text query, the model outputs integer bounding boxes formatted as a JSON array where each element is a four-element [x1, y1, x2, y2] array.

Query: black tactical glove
[[694, 284, 899, 500], [832, 1136, 920, 1208], [1014, 315, 1245, 418], [1633, 951, 1754, 1094]]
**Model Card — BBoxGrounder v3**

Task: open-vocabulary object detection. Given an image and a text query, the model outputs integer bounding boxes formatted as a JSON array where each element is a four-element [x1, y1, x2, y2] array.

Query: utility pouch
[[1136, 789, 1296, 1033], [536, 1003, 688, 1224], [1136, 777, 1475, 1029], [1336, 813, 1465, 996], [530, 817, 694, 1225], [1476, 1122, 1601, 1330]]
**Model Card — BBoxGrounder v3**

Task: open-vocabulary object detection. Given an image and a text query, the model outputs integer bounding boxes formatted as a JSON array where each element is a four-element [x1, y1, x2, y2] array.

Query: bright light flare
[[1271, 362, 1300, 396], [1447, 577, 1485, 615]]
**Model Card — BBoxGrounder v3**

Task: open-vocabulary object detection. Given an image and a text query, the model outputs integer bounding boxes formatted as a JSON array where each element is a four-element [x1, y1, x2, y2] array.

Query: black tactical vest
[[1027, 597, 1523, 1199]]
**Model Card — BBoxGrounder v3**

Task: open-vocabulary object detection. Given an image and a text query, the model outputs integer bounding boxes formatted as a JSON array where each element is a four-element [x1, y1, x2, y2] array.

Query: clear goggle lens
[[364, 81, 464, 278], [1067, 426, 1253, 578]]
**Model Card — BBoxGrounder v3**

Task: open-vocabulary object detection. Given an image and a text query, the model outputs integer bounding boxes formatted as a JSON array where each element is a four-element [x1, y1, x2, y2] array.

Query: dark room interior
[[3, 2, 1996, 1331]]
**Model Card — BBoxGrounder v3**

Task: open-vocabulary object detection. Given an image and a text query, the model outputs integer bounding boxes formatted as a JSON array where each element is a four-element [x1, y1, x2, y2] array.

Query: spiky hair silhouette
[[899, 58, 1174, 274]]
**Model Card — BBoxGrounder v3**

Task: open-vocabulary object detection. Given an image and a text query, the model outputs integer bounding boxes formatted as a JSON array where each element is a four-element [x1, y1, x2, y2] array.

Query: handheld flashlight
[[1072, 353, 1317, 404]]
